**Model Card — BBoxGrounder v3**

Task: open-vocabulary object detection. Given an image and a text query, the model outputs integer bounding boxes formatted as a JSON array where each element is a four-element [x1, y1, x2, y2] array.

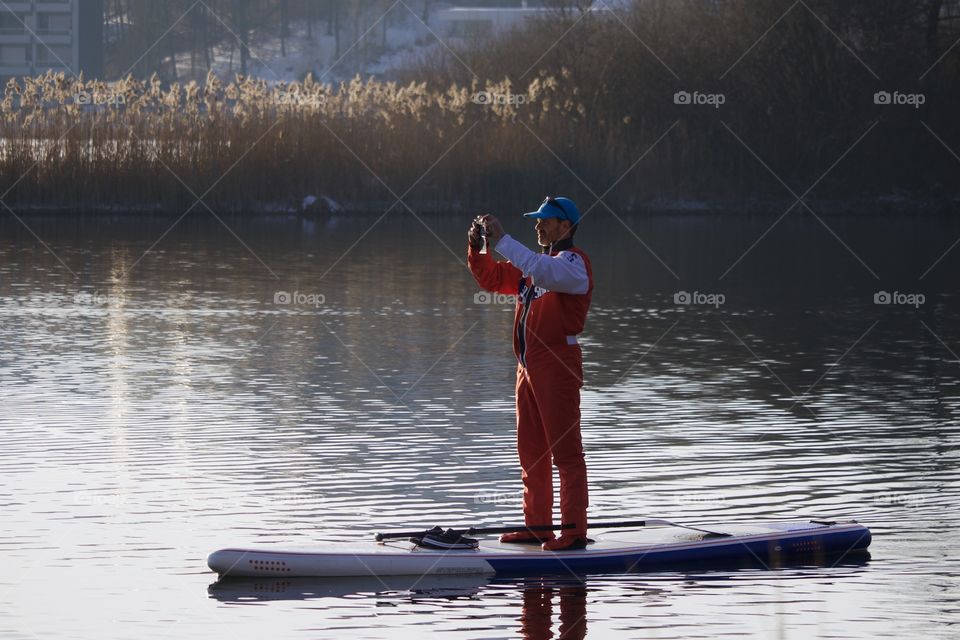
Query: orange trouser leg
[[558, 584, 588, 639], [519, 585, 552, 640], [516, 364, 553, 529], [527, 349, 588, 538]]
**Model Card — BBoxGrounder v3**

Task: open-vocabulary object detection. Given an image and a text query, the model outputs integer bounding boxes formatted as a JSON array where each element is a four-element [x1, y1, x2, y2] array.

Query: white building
[[433, 6, 548, 39], [0, 0, 102, 81], [432, 2, 624, 39]]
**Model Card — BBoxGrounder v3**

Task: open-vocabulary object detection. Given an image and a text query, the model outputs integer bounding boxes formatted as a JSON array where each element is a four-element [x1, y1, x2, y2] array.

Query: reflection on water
[[213, 575, 590, 640], [0, 213, 958, 639], [207, 555, 873, 639]]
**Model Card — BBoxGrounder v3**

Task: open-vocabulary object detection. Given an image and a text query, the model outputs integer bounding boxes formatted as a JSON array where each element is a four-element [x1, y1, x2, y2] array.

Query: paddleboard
[[208, 519, 871, 578]]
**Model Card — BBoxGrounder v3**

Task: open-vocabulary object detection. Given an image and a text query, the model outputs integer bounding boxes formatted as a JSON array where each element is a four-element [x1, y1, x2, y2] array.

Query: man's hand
[[478, 214, 505, 247]]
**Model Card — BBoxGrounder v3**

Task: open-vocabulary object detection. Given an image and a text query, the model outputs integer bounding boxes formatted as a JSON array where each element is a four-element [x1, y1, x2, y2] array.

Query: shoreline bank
[[2, 194, 956, 219]]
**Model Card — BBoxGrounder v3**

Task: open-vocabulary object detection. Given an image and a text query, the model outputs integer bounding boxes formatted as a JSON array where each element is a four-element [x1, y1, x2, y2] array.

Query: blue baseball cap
[[523, 196, 581, 225]]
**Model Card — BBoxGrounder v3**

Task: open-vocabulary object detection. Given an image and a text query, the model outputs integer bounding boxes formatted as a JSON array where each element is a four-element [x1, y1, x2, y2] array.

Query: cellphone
[[475, 220, 488, 254]]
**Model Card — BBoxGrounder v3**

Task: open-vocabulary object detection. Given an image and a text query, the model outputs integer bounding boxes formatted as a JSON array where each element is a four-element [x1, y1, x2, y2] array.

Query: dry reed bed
[[0, 70, 593, 212]]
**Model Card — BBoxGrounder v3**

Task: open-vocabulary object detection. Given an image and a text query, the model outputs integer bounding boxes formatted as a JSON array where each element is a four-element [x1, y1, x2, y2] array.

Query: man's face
[[535, 217, 571, 247]]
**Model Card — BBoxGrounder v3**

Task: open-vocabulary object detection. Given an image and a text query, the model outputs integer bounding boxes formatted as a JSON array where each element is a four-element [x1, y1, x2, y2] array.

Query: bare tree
[[234, 0, 250, 75], [926, 0, 944, 65], [280, 0, 289, 56]]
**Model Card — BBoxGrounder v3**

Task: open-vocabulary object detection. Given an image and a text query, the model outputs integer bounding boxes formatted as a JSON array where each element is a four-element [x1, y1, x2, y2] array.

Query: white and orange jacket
[[468, 235, 594, 368]]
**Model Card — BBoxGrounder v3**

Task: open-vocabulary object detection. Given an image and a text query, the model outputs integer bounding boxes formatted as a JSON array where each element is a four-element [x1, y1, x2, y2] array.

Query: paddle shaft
[[374, 518, 728, 541]]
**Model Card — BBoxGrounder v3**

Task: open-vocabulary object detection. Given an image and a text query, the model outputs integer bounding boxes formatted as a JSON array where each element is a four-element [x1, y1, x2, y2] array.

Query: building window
[[0, 12, 26, 35], [37, 45, 72, 67], [0, 45, 30, 65], [37, 13, 72, 35]]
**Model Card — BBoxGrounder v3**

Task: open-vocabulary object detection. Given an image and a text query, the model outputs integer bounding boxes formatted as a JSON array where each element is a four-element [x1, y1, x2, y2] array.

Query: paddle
[[375, 518, 730, 541]]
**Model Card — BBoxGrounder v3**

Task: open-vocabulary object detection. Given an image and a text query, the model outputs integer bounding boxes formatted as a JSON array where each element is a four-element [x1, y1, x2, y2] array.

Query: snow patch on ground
[[302, 194, 343, 214]]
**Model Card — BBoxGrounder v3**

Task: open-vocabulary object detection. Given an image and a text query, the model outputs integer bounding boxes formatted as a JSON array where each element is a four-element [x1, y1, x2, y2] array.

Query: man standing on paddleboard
[[467, 197, 594, 551]]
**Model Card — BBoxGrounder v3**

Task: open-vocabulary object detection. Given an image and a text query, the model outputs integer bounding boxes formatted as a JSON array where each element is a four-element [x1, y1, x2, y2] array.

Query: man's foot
[[541, 536, 589, 551], [499, 531, 556, 544]]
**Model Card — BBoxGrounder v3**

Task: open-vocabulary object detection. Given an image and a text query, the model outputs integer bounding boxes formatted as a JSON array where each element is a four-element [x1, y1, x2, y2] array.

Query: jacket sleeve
[[468, 244, 522, 295], [494, 234, 589, 295]]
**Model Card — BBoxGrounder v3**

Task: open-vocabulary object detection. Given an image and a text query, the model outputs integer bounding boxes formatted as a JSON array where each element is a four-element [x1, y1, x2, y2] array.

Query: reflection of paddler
[[468, 197, 593, 551], [520, 580, 588, 640]]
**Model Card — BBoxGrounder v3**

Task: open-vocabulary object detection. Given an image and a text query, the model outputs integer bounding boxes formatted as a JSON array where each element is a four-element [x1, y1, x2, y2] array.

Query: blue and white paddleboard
[[208, 520, 871, 578]]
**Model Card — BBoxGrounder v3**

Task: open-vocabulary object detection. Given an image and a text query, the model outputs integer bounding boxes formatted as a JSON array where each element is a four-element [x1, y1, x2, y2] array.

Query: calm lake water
[[1, 211, 958, 639]]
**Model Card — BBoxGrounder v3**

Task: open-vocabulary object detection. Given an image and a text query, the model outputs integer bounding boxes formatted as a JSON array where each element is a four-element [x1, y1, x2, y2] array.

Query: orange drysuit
[[469, 235, 594, 537]]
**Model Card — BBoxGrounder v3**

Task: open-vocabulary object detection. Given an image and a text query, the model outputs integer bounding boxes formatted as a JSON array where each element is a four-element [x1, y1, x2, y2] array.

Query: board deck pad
[[208, 520, 871, 579]]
